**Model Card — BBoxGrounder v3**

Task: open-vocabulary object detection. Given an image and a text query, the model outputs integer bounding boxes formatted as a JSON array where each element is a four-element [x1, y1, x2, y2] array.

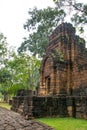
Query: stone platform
[[0, 107, 54, 130]]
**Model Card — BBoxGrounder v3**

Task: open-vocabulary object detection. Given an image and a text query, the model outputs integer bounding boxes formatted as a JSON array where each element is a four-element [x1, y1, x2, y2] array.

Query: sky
[[0, 0, 55, 49], [0, 0, 86, 49]]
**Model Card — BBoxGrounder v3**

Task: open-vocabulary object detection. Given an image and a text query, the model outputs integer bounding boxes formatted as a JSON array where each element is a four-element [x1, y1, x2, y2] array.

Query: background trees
[[0, 33, 10, 101], [18, 7, 66, 57], [0, 32, 41, 99], [53, 0, 87, 33], [6, 53, 41, 96], [18, 0, 87, 58], [0, 33, 8, 67]]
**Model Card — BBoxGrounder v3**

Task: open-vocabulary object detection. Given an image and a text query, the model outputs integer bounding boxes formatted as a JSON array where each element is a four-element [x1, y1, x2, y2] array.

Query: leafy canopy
[[6, 53, 41, 95], [18, 7, 66, 57], [53, 0, 87, 33], [0, 33, 8, 67], [18, 0, 87, 57]]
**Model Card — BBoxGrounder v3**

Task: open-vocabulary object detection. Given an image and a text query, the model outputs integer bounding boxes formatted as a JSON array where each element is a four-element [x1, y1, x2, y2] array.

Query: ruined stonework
[[39, 23, 87, 96], [37, 23, 87, 119], [11, 23, 87, 119]]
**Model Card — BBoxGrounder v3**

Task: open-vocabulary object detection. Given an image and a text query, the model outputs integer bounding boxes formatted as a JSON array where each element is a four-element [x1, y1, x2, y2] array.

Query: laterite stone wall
[[11, 23, 87, 119]]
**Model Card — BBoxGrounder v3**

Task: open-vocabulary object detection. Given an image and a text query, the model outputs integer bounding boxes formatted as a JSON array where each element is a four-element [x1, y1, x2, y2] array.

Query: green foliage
[[37, 117, 87, 130], [0, 33, 10, 99], [6, 53, 41, 95], [0, 68, 11, 83], [0, 36, 41, 96], [18, 0, 87, 58], [50, 49, 64, 62], [76, 36, 85, 45], [71, 10, 87, 27], [53, 0, 87, 33], [0, 68, 12, 101], [0, 33, 7, 66], [53, 0, 76, 9], [24, 7, 65, 31], [18, 7, 66, 57]]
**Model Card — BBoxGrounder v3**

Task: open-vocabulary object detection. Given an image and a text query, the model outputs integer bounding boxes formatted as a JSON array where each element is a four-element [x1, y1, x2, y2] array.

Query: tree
[[18, 0, 87, 58], [18, 7, 66, 57], [6, 53, 41, 95], [53, 0, 87, 33], [0, 33, 8, 67], [0, 33, 10, 101], [0, 68, 11, 101], [0, 37, 41, 97]]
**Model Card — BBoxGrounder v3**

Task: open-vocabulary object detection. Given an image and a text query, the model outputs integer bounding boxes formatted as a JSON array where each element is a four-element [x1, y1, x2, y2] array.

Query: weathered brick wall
[[39, 22, 87, 96], [33, 96, 68, 118], [11, 95, 87, 119], [38, 22, 87, 119], [11, 23, 87, 119], [72, 63, 87, 96]]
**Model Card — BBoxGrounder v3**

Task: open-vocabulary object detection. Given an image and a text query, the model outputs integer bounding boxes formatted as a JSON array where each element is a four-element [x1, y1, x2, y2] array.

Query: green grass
[[0, 102, 11, 110], [37, 117, 87, 130]]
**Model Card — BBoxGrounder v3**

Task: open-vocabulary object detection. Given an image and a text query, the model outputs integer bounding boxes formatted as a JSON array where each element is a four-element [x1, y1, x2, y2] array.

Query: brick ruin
[[39, 22, 87, 96], [11, 23, 87, 119]]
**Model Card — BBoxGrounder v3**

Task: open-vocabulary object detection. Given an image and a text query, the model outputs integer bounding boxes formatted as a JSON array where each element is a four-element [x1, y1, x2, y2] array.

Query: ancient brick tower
[[11, 23, 87, 119], [39, 22, 87, 96]]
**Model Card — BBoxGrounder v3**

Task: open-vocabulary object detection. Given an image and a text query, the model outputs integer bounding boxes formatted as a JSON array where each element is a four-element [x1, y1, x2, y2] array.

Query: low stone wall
[[11, 96, 24, 112], [75, 96, 87, 119], [67, 96, 87, 119], [11, 95, 87, 119], [33, 96, 68, 117]]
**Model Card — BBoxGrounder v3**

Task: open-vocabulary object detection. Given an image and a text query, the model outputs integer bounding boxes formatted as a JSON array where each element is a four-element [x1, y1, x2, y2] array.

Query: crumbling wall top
[[49, 22, 76, 42]]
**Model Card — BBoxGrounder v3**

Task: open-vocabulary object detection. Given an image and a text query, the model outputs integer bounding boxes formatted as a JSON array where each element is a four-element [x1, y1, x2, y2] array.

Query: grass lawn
[[37, 117, 87, 130], [0, 102, 11, 110]]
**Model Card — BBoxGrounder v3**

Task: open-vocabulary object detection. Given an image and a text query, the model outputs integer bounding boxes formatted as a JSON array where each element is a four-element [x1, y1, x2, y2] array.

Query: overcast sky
[[0, 0, 86, 49]]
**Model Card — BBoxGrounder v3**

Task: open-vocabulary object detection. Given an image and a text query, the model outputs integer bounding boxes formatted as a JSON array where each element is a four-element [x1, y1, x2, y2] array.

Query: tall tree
[[0, 33, 10, 101], [18, 7, 66, 57], [0, 68, 11, 101], [6, 53, 41, 95], [53, 0, 87, 33], [0, 33, 8, 67], [18, 1, 87, 57]]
